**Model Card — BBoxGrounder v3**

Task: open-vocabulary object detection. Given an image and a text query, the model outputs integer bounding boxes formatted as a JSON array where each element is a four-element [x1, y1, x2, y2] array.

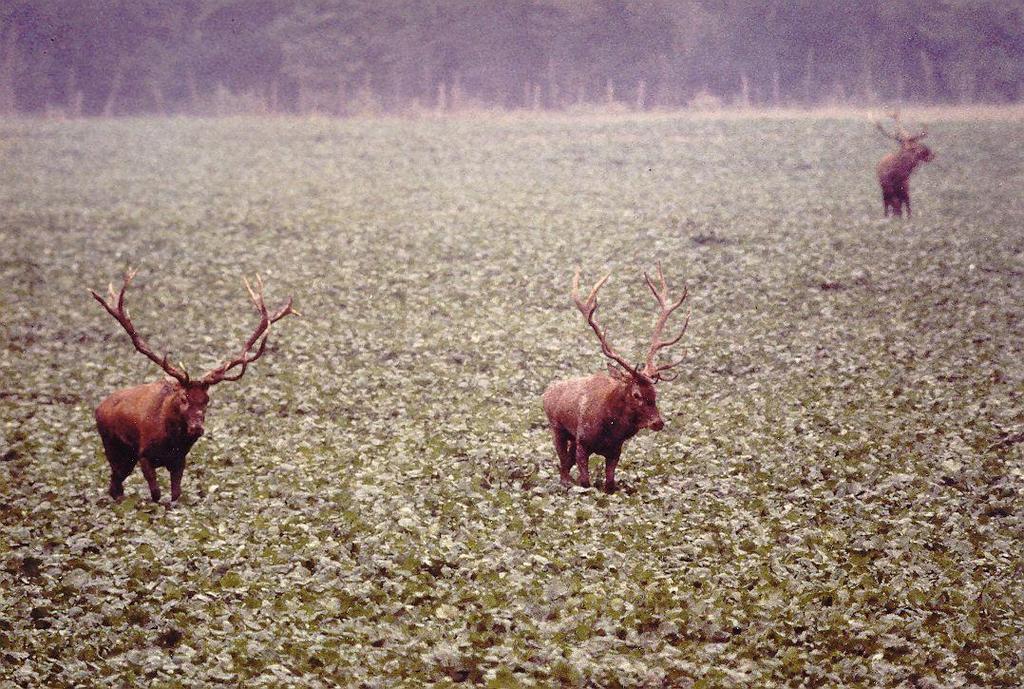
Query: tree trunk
[[451, 74, 463, 111], [337, 76, 347, 116], [67, 68, 83, 117], [545, 59, 559, 109], [803, 48, 815, 105], [149, 80, 166, 114], [185, 65, 200, 114], [861, 40, 876, 104], [102, 64, 124, 117], [436, 81, 447, 113], [269, 79, 279, 114], [919, 50, 936, 102], [0, 26, 20, 116]]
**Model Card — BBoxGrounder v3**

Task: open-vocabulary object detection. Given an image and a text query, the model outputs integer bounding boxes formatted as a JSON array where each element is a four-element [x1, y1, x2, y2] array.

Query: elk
[[90, 269, 296, 503], [542, 264, 689, 493], [875, 111, 934, 217]]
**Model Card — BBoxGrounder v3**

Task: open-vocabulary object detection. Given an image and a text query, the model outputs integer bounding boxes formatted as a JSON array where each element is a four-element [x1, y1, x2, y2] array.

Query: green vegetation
[[1, 113, 1022, 687]]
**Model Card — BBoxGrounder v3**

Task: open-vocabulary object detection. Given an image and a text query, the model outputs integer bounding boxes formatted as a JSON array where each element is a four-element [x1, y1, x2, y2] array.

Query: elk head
[[571, 263, 690, 431], [90, 268, 297, 438], [875, 110, 934, 163]]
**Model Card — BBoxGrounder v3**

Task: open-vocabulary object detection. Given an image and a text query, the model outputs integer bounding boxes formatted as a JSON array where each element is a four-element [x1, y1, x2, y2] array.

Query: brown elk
[[542, 264, 689, 493], [90, 269, 296, 503], [875, 111, 934, 217]]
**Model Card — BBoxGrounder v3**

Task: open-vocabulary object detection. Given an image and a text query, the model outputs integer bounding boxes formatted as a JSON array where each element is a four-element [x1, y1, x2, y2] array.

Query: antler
[[642, 262, 690, 382], [571, 269, 638, 376], [199, 275, 297, 386], [875, 110, 907, 142], [90, 268, 191, 384], [875, 110, 926, 143]]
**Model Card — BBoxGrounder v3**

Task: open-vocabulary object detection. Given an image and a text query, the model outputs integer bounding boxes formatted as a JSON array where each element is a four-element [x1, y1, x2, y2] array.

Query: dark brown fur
[[875, 113, 934, 217], [96, 380, 209, 502], [90, 269, 295, 503], [543, 370, 663, 493], [543, 266, 688, 493], [877, 141, 934, 217]]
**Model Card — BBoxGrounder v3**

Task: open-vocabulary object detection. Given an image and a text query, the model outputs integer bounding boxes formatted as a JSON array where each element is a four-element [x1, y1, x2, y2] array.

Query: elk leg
[[138, 457, 161, 502], [169, 462, 185, 503], [100, 434, 135, 500], [575, 442, 591, 488], [604, 450, 621, 494], [550, 426, 574, 486], [902, 193, 912, 217]]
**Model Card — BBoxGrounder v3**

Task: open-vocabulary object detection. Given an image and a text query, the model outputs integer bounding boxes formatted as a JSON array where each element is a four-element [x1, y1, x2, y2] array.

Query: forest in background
[[1, 0, 1023, 117]]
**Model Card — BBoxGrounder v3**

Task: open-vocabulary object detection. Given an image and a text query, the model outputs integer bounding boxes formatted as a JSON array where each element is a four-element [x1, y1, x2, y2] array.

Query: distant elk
[[91, 269, 296, 503], [542, 264, 689, 493], [875, 111, 934, 217]]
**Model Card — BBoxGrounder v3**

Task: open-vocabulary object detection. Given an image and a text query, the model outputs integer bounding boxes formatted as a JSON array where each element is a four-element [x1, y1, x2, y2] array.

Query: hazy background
[[1, 0, 1023, 117]]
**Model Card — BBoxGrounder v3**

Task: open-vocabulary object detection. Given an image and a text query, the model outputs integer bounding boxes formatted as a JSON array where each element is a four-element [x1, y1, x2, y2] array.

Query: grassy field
[[1, 112, 1022, 688]]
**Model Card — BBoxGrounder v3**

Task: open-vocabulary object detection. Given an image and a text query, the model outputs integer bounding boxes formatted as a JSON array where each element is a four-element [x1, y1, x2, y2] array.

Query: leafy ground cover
[[1, 113, 1022, 688]]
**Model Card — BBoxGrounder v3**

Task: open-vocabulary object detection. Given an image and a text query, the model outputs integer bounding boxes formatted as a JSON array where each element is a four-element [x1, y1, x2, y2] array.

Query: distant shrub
[[689, 89, 723, 111]]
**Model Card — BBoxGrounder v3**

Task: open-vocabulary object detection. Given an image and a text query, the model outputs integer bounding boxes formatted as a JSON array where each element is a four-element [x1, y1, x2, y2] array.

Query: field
[[1, 112, 1022, 688]]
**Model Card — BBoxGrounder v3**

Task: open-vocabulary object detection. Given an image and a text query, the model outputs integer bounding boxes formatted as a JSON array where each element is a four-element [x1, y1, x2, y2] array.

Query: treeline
[[1, 0, 1023, 116]]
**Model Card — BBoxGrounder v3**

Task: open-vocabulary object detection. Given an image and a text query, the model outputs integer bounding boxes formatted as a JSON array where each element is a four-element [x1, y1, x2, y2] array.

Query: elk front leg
[[575, 442, 591, 488], [138, 457, 161, 502], [169, 461, 185, 503], [603, 449, 621, 494]]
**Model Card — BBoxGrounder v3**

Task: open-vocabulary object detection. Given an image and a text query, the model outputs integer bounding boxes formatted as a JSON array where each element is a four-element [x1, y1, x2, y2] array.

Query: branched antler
[[642, 262, 689, 382], [875, 110, 927, 144], [199, 275, 298, 386], [90, 268, 191, 384], [571, 269, 637, 376]]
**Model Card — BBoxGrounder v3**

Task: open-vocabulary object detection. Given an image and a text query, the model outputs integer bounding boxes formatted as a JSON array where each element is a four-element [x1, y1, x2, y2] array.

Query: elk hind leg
[[138, 457, 161, 503], [100, 433, 135, 500], [891, 196, 903, 217], [574, 442, 592, 488], [550, 426, 574, 486]]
